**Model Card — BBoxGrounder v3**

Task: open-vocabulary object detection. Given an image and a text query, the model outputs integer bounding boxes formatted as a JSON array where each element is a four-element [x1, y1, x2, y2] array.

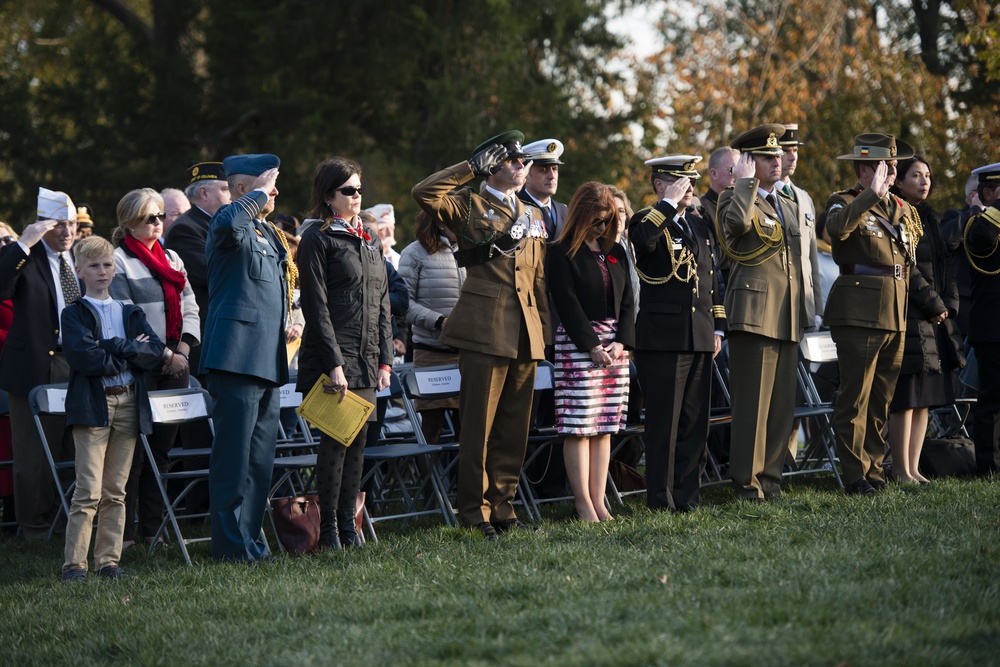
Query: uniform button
[[692, 288, 696, 293], [710, 290, 714, 295], [49, 350, 55, 356], [54, 329, 59, 335], [710, 270, 714, 275], [515, 266, 521, 271], [745, 284, 750, 288], [855, 281, 860, 285], [517, 287, 521, 292], [691, 307, 696, 312]]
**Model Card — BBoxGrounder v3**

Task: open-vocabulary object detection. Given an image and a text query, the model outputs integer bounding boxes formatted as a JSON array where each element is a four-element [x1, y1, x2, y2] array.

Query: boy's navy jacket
[[60, 299, 165, 434]]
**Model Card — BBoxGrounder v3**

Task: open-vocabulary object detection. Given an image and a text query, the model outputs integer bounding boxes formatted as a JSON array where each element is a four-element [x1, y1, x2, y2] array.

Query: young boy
[[61, 236, 164, 581]]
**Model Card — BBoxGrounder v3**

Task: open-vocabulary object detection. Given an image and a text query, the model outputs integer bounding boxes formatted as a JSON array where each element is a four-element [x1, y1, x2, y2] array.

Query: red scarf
[[123, 235, 187, 341]]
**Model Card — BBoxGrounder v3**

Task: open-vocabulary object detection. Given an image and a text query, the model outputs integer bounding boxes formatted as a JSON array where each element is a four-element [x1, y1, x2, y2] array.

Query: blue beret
[[222, 153, 280, 178]]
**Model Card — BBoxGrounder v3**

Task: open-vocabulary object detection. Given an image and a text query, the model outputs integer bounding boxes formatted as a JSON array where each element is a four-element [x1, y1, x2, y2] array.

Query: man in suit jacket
[[717, 124, 807, 502], [164, 161, 231, 374], [629, 155, 725, 512], [201, 154, 288, 562], [0, 188, 80, 539], [518, 139, 568, 241], [412, 131, 549, 539], [962, 162, 1000, 475], [825, 133, 942, 495]]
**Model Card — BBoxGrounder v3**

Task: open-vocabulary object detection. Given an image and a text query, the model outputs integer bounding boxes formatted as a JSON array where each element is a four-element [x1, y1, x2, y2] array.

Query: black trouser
[[972, 342, 1000, 474]]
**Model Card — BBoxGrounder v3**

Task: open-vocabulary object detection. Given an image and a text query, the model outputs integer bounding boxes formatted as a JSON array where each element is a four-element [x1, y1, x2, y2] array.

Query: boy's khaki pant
[[63, 388, 139, 572]]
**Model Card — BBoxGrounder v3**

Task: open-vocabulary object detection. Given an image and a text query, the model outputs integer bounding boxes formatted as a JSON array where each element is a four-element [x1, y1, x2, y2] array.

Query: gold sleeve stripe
[[644, 208, 666, 228], [711, 305, 726, 318]]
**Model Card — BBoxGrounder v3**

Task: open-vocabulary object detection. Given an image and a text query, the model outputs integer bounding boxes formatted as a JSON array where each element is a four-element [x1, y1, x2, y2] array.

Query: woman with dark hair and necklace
[[296, 157, 392, 549], [546, 181, 634, 522]]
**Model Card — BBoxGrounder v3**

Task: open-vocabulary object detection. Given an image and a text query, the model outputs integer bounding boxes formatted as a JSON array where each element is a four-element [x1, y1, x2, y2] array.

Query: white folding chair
[[142, 387, 216, 565], [27, 383, 72, 539]]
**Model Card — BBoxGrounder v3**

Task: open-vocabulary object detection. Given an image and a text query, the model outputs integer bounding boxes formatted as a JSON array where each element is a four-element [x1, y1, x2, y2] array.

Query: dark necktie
[[766, 194, 784, 227], [59, 253, 81, 304], [676, 216, 690, 237]]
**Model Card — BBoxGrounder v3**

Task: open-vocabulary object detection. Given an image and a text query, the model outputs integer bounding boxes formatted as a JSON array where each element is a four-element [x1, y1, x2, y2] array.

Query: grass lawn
[[2, 476, 999, 666]]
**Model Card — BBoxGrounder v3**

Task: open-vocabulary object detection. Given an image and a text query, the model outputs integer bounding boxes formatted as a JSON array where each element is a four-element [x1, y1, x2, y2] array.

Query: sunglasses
[[592, 216, 614, 228], [333, 186, 363, 197], [140, 212, 167, 224]]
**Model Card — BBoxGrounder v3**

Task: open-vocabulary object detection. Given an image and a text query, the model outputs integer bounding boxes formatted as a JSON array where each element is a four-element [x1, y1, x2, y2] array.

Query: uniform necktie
[[766, 194, 784, 227], [676, 216, 690, 237], [504, 196, 517, 216], [59, 253, 81, 304]]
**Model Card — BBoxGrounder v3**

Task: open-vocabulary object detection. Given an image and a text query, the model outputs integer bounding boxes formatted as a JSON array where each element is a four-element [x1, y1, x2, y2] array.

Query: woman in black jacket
[[546, 182, 635, 522], [888, 155, 965, 483], [296, 157, 392, 549]]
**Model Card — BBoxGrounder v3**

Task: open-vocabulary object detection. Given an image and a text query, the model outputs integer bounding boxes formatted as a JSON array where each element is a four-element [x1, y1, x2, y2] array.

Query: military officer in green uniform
[[411, 131, 549, 539], [964, 162, 1000, 475], [824, 133, 945, 495], [717, 124, 807, 502]]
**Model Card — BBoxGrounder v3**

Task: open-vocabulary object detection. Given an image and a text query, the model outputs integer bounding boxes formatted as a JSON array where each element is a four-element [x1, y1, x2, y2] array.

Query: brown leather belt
[[104, 384, 134, 396], [840, 263, 908, 280]]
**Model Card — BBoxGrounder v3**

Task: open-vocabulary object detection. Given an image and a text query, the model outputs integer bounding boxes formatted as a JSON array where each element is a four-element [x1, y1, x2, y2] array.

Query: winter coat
[[899, 201, 965, 375], [397, 239, 465, 350], [61, 299, 165, 434], [296, 219, 392, 393]]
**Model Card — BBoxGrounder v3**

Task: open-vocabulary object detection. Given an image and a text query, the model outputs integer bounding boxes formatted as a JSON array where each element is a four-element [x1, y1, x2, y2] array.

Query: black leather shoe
[[490, 518, 537, 533], [475, 522, 499, 541], [845, 478, 877, 496], [867, 479, 888, 492]]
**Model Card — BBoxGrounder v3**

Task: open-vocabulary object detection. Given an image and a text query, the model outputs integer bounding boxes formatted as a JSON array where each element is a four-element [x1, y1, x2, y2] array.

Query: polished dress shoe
[[845, 478, 877, 496], [490, 518, 537, 533], [475, 522, 499, 541], [867, 479, 888, 492]]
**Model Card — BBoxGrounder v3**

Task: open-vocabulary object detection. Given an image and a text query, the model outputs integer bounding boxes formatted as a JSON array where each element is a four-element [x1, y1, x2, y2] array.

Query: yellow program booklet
[[295, 374, 374, 447]]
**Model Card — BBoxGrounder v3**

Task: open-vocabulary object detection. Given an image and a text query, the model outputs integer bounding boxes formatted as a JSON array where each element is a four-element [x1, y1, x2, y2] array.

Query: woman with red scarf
[[109, 188, 201, 548]]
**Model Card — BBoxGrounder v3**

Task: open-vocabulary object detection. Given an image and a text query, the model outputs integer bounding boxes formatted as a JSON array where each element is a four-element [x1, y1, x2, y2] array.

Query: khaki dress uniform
[[412, 161, 549, 527], [717, 178, 806, 500], [824, 185, 936, 486]]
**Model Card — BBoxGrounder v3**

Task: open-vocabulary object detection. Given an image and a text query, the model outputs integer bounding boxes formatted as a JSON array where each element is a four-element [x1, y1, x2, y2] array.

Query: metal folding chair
[[27, 383, 72, 539], [789, 331, 843, 488]]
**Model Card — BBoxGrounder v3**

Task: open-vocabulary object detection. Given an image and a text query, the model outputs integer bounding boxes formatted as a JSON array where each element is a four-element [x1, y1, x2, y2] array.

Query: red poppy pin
[[362, 231, 371, 241], [608, 255, 618, 264]]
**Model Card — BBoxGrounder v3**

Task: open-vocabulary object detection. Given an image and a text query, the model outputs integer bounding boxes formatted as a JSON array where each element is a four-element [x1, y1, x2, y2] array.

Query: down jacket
[[397, 239, 465, 350], [899, 201, 965, 376]]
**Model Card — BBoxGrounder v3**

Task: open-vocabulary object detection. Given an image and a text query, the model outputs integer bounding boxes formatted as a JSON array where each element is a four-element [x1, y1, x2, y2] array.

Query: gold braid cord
[[964, 207, 1000, 276], [713, 207, 783, 266], [267, 220, 298, 317], [628, 209, 698, 286]]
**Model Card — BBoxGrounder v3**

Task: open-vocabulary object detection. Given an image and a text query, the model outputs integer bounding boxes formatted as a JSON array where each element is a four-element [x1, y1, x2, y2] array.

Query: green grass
[[2, 477, 1000, 666]]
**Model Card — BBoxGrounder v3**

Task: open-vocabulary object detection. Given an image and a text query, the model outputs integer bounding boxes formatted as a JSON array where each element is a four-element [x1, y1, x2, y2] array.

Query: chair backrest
[[403, 364, 461, 401], [27, 383, 68, 416], [147, 388, 212, 424], [534, 360, 554, 391]]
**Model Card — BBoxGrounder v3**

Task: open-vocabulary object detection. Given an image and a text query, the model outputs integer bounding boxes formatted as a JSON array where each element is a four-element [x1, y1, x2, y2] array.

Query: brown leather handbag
[[271, 495, 320, 554]]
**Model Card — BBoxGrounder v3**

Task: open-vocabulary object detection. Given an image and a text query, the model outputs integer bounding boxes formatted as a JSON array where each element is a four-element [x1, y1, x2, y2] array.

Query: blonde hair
[[112, 188, 163, 245], [73, 235, 115, 261]]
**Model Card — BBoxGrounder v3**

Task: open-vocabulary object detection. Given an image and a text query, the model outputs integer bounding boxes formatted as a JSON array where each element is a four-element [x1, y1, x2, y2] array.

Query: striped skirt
[[554, 318, 630, 436]]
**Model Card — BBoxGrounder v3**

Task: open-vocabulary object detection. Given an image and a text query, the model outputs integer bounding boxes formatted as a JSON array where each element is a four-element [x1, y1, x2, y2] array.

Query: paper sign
[[279, 383, 302, 408], [800, 332, 838, 363], [534, 364, 553, 390], [149, 391, 208, 423], [413, 369, 461, 395], [40, 388, 67, 414]]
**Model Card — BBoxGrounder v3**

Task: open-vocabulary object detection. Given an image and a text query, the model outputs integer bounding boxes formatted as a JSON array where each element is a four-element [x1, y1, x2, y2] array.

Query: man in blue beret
[[201, 153, 289, 562]]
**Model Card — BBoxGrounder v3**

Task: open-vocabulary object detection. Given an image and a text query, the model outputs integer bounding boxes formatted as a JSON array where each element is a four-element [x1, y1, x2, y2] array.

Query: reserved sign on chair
[[149, 391, 208, 423]]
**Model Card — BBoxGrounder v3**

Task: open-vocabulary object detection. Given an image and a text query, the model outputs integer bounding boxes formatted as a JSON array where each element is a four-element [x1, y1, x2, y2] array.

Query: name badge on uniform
[[672, 237, 683, 251], [257, 235, 269, 243]]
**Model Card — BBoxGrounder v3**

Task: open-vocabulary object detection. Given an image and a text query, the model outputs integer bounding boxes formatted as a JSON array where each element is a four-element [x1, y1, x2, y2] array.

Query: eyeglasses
[[333, 186, 363, 197], [141, 212, 167, 225]]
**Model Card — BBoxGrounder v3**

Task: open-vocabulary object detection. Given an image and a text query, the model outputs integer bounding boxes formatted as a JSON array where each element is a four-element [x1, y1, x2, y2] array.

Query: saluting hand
[[662, 177, 692, 204], [870, 161, 891, 198], [732, 152, 756, 180], [18, 220, 58, 248], [251, 167, 280, 193]]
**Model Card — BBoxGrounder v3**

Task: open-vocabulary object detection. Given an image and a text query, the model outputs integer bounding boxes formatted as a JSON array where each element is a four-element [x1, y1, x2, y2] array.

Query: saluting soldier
[[825, 133, 943, 495], [629, 155, 725, 512], [716, 124, 807, 502], [411, 131, 549, 539], [964, 162, 1000, 475]]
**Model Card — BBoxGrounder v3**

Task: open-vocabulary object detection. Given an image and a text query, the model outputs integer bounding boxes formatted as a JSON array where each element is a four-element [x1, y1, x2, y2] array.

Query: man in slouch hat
[[412, 131, 549, 539], [824, 133, 943, 495]]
